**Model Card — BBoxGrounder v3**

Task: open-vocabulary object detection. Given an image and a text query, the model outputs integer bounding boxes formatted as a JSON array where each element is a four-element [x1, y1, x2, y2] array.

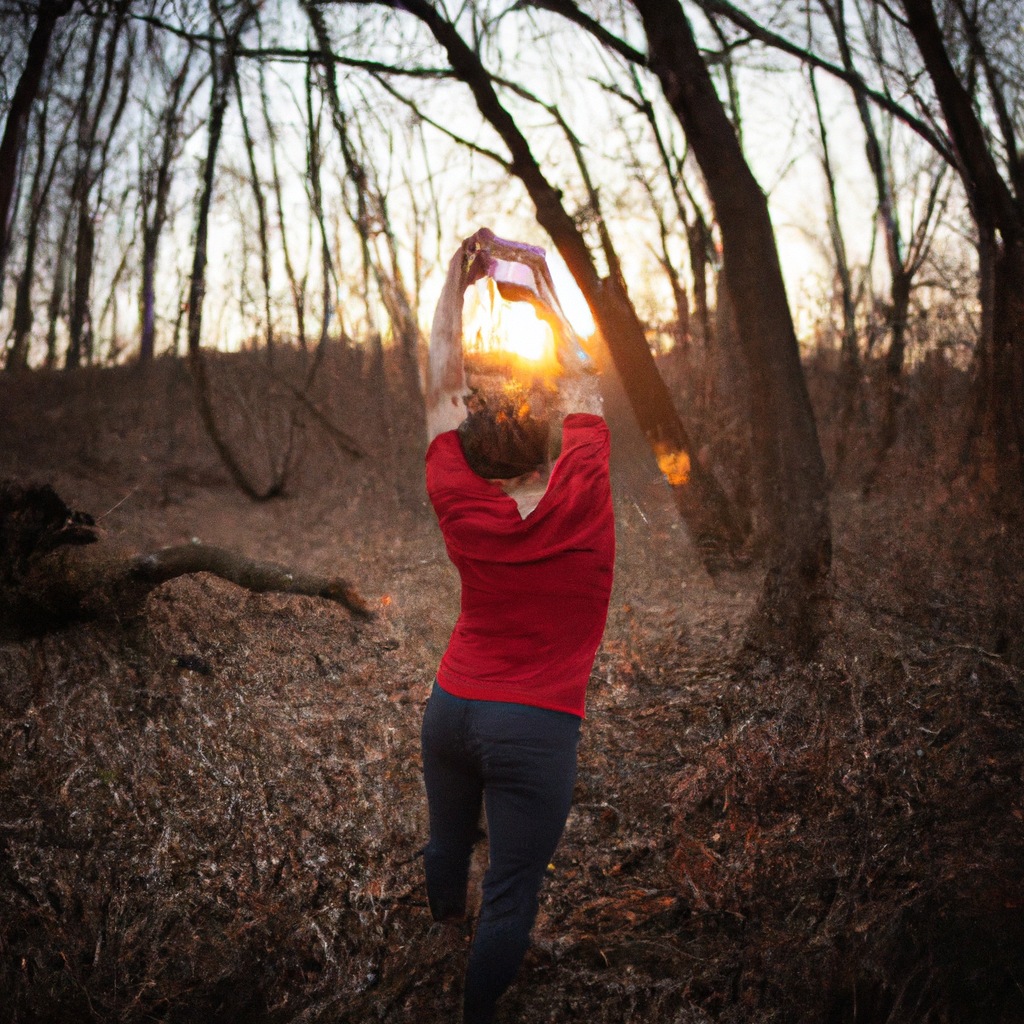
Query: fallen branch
[[1, 481, 373, 641], [133, 543, 371, 614]]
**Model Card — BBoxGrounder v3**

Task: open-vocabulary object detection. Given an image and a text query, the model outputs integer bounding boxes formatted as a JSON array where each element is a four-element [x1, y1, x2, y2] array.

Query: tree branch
[[133, 544, 373, 618], [514, 0, 647, 66], [520, 0, 955, 165], [368, 72, 512, 168], [692, 0, 954, 163], [126, 9, 451, 75]]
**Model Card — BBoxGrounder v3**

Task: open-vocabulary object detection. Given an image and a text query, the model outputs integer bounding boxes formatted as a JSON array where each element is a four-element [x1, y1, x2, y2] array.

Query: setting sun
[[463, 278, 558, 370]]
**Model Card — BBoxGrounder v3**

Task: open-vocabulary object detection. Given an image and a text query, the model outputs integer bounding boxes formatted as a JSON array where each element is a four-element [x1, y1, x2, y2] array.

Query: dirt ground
[[0, 348, 1022, 1023]]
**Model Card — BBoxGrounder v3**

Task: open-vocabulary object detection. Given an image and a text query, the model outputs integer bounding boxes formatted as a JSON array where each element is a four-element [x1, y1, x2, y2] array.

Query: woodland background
[[1, 0, 1023, 1021]]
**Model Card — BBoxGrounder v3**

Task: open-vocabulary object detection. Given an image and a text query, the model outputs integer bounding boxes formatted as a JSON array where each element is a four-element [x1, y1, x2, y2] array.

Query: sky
[[0, 0, 977, 364]]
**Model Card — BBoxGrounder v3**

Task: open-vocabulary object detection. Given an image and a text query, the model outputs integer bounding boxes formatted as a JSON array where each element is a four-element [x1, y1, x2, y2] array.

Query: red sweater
[[426, 413, 615, 717]]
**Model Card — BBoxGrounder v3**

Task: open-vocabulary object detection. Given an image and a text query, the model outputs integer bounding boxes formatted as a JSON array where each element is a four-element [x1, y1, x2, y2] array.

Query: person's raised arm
[[426, 228, 494, 442], [556, 366, 604, 419]]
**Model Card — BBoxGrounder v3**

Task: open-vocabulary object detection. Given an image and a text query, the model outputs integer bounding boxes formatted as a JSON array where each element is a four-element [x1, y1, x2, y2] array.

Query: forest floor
[[0, 348, 1022, 1024]]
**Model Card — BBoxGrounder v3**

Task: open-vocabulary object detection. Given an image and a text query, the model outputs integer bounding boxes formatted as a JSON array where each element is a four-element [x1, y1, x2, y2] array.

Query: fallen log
[[1, 480, 373, 641]]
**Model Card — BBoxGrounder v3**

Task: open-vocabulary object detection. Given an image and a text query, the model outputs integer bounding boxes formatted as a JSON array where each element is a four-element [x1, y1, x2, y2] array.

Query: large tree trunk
[[634, 0, 832, 655], [390, 0, 747, 571], [0, 0, 70, 301]]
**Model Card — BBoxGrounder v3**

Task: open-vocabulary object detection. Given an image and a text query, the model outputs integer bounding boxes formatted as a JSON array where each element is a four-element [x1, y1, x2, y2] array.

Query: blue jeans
[[421, 681, 581, 1024]]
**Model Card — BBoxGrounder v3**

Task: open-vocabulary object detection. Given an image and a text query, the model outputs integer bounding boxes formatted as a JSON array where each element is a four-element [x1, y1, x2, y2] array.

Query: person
[[421, 229, 615, 1024]]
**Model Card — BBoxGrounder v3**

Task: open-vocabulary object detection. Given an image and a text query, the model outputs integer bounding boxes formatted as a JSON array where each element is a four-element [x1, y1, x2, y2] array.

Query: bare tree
[[814, 0, 947, 485], [899, 0, 1024, 487], [0, 0, 74, 300], [515, 0, 830, 649], [66, 2, 133, 368], [185, 2, 363, 501], [5, 70, 72, 371], [304, 1, 425, 407], [44, 199, 73, 368], [809, 68, 858, 377], [138, 40, 202, 363], [676, 0, 1021, 490], [630, 0, 832, 653], [259, 61, 308, 350], [232, 60, 275, 354], [185, 0, 289, 500]]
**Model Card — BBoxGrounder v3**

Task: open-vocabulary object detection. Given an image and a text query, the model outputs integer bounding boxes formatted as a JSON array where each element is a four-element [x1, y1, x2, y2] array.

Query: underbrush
[[0, 353, 1022, 1022]]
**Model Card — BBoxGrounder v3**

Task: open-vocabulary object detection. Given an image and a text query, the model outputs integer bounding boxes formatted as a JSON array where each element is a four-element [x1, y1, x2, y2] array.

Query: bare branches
[[0, 0, 74, 296], [691, 0, 956, 164], [366, 72, 511, 169], [514, 0, 646, 66], [125, 8, 451, 76]]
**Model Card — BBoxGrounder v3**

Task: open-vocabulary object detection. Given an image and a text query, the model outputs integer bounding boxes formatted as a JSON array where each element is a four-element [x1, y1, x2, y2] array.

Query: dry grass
[[0, 349, 1021, 1023]]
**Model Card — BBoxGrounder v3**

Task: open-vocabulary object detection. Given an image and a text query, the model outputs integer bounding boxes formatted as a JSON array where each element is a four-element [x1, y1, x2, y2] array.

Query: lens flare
[[654, 444, 691, 487]]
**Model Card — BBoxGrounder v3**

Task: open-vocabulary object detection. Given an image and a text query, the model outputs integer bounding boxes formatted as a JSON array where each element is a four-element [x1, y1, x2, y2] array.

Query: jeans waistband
[[430, 679, 581, 723]]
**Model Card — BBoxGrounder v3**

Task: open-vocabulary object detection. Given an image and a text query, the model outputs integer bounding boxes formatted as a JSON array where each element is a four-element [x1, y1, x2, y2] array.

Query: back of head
[[457, 390, 550, 480]]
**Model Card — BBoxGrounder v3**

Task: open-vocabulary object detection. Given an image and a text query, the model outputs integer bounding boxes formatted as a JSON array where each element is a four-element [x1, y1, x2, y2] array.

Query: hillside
[[0, 349, 1021, 1023]]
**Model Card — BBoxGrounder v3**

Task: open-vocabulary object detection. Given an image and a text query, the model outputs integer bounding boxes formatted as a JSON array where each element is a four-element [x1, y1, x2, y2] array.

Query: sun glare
[[463, 279, 557, 370], [547, 253, 596, 338]]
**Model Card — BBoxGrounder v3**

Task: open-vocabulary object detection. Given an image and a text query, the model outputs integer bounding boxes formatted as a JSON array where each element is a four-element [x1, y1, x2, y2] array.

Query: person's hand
[[460, 227, 496, 290]]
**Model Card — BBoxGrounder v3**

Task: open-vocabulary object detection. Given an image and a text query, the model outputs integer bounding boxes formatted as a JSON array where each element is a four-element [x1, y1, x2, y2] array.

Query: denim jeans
[[421, 681, 581, 1024]]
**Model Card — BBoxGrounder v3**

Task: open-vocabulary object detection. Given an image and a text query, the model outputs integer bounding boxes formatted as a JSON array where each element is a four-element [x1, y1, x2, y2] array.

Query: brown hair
[[457, 392, 550, 480]]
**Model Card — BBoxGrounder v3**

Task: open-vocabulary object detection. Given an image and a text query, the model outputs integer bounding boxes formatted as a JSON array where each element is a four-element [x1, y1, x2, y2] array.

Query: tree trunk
[[260, 63, 306, 351], [44, 204, 72, 369], [809, 69, 857, 372], [901, 0, 1024, 488], [7, 210, 41, 372], [687, 210, 714, 367], [305, 0, 426, 424], [634, 0, 832, 656], [964, 222, 999, 470], [391, 0, 747, 571], [233, 65, 274, 354], [66, 7, 127, 368], [66, 202, 94, 367], [139, 46, 196, 364], [139, 231, 158, 362], [862, 267, 912, 491], [187, 11, 290, 502], [6, 100, 50, 371], [0, 0, 69, 300], [186, 6, 318, 503]]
